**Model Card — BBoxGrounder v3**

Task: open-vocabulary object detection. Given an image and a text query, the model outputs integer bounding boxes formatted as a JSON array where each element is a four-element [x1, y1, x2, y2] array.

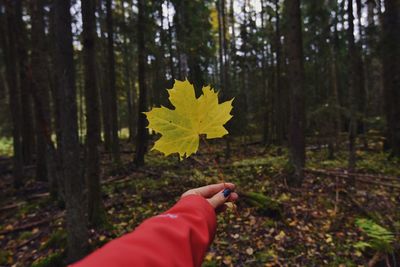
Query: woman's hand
[[181, 183, 238, 211]]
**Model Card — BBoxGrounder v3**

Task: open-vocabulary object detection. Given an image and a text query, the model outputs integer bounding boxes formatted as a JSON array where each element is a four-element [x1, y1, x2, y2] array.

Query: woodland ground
[[0, 135, 399, 267]]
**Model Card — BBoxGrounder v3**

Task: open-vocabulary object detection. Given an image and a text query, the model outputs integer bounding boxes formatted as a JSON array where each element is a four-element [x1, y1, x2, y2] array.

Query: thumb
[[207, 188, 231, 209]]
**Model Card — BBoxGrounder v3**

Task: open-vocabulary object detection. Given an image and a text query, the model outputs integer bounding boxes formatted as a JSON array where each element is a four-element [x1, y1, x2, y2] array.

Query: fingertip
[[228, 192, 239, 202], [222, 182, 236, 190]]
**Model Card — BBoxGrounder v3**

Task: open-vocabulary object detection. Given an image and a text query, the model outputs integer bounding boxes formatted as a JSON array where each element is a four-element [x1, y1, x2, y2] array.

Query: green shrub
[[354, 218, 395, 253], [31, 252, 64, 267]]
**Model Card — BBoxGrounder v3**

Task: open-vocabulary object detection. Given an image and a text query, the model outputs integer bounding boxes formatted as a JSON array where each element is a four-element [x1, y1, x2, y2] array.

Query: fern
[[354, 218, 395, 253]]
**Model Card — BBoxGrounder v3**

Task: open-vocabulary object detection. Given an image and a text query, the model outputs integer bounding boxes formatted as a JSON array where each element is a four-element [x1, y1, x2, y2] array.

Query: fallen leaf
[[246, 247, 254, 255]]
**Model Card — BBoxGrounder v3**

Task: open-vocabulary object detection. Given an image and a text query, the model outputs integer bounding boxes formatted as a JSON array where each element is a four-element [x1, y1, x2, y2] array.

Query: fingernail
[[222, 188, 232, 198]]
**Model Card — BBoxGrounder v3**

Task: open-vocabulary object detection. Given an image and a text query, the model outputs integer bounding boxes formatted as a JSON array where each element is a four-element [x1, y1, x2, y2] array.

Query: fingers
[[227, 192, 239, 202], [207, 188, 237, 208], [191, 183, 235, 198]]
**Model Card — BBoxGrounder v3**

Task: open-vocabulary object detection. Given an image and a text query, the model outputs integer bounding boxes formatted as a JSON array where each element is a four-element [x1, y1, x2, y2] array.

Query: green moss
[[202, 260, 218, 267], [328, 256, 356, 267], [0, 249, 11, 266], [40, 230, 67, 251], [18, 231, 34, 240], [31, 252, 64, 267], [0, 137, 13, 157]]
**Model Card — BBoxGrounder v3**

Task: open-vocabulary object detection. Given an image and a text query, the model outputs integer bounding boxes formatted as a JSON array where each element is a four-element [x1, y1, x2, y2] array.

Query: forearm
[[71, 195, 216, 267]]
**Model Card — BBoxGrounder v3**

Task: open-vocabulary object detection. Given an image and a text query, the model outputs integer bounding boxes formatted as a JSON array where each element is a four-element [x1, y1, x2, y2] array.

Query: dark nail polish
[[223, 188, 232, 198]]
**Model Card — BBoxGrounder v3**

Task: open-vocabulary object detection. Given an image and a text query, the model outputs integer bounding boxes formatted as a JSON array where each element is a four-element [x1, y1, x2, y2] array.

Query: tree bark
[[274, 0, 284, 145], [97, 0, 112, 152], [105, 0, 120, 163], [30, 0, 59, 196], [285, 0, 306, 186], [167, 0, 175, 80], [3, 1, 24, 188], [15, 0, 35, 166], [54, 0, 88, 261], [121, 0, 135, 142], [82, 0, 104, 226], [347, 0, 358, 172], [382, 0, 400, 157], [135, 0, 149, 166]]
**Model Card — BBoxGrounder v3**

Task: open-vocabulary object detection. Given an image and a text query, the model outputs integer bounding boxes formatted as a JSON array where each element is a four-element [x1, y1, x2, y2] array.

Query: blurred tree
[[29, 0, 53, 185], [16, 0, 35, 165], [82, 0, 104, 226], [347, 0, 358, 172], [2, 1, 23, 188], [135, 0, 149, 166], [285, 0, 305, 185], [54, 0, 88, 261], [382, 0, 400, 157], [106, 0, 121, 163]]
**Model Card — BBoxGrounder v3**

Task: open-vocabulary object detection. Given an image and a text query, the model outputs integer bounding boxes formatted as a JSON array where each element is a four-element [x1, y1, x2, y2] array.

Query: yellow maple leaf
[[145, 79, 233, 159]]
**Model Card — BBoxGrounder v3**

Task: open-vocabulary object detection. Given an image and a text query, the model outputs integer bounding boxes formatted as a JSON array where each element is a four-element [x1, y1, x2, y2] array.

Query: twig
[[16, 231, 43, 249], [307, 168, 399, 181], [305, 169, 400, 190], [368, 251, 383, 267], [0, 212, 64, 235]]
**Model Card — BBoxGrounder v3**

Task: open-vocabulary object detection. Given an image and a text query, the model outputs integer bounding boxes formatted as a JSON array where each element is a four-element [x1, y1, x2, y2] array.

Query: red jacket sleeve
[[71, 195, 217, 267]]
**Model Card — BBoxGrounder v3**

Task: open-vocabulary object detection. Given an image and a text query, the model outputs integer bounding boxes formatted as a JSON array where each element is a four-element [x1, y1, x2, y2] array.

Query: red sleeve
[[71, 195, 217, 267]]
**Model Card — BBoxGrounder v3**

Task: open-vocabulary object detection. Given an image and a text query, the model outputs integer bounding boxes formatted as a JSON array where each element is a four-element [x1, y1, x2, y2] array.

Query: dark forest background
[[0, 0, 399, 266]]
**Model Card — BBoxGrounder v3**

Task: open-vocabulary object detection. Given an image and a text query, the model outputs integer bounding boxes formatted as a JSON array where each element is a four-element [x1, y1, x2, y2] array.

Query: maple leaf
[[144, 79, 233, 159]]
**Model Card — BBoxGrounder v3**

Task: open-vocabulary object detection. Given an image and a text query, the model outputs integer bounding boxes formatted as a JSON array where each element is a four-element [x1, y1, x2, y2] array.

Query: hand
[[181, 183, 238, 210]]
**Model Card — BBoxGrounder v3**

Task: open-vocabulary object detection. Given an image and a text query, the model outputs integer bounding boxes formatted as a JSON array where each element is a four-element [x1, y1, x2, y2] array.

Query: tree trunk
[[347, 0, 358, 172], [135, 0, 148, 166], [97, 0, 112, 153], [274, 0, 284, 145], [121, 0, 135, 142], [3, 1, 24, 188], [217, 0, 226, 94], [167, 0, 175, 81], [15, 0, 35, 166], [355, 0, 367, 149], [30, 0, 53, 183], [382, 0, 400, 157], [285, 0, 306, 186], [82, 0, 104, 226], [105, 0, 120, 163], [54, 0, 88, 261]]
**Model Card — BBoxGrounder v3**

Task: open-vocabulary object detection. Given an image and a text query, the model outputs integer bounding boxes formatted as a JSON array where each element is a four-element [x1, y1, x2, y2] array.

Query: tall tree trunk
[[82, 0, 104, 226], [135, 0, 148, 166], [3, 1, 24, 188], [217, 0, 226, 93], [274, 0, 284, 145], [167, 0, 175, 81], [261, 0, 270, 145], [382, 0, 400, 157], [47, 3, 66, 201], [121, 0, 135, 142], [105, 0, 120, 163], [328, 5, 342, 159], [173, 0, 188, 79], [285, 0, 306, 186], [30, 0, 53, 183], [355, 0, 367, 148], [97, 0, 112, 152], [229, 0, 236, 86], [16, 0, 35, 165], [347, 0, 358, 172], [54, 0, 88, 261]]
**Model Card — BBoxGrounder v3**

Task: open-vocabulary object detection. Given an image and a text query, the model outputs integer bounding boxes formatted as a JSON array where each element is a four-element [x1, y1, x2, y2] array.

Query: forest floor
[[0, 137, 399, 267]]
